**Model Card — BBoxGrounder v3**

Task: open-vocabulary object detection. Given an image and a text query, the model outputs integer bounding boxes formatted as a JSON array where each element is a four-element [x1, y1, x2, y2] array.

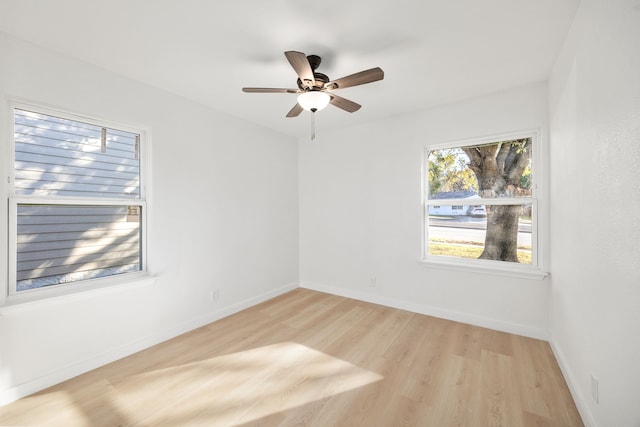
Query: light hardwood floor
[[0, 289, 583, 426]]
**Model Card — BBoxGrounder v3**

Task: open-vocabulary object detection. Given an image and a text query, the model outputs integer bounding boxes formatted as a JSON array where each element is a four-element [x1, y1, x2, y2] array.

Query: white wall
[[548, 1, 640, 426], [0, 32, 299, 404], [299, 82, 551, 339]]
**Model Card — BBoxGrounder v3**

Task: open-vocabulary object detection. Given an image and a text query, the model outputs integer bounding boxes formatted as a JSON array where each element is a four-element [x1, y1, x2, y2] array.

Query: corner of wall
[[548, 335, 596, 427]]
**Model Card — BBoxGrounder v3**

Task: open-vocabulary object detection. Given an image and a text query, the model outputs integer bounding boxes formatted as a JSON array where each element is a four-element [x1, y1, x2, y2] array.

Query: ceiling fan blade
[[242, 87, 301, 93], [329, 94, 361, 113], [284, 51, 314, 89], [286, 103, 304, 118], [325, 67, 384, 90]]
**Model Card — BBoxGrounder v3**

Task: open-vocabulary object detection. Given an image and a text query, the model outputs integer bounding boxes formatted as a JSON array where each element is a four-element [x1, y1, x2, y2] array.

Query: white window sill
[[419, 258, 549, 280], [0, 274, 158, 316]]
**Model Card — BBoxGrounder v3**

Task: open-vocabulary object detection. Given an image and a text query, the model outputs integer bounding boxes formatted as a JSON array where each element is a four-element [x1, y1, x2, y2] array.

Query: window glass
[[14, 109, 140, 199], [426, 204, 532, 264], [427, 142, 532, 200], [16, 204, 142, 291], [425, 138, 536, 267], [10, 106, 145, 295]]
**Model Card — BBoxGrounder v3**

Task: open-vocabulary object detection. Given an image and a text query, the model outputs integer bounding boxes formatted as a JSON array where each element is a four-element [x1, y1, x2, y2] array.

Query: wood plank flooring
[[0, 289, 583, 426]]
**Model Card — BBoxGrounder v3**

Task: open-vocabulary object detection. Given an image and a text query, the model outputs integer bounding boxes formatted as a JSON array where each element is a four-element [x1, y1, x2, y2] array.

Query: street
[[428, 216, 532, 247]]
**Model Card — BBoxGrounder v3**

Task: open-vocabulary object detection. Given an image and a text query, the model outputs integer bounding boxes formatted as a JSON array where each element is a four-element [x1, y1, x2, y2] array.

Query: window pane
[[16, 204, 141, 291], [427, 140, 532, 200], [427, 204, 532, 264], [14, 109, 140, 199]]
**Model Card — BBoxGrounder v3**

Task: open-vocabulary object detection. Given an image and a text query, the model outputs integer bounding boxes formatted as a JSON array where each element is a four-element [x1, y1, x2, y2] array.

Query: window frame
[[421, 130, 548, 280], [6, 101, 150, 304]]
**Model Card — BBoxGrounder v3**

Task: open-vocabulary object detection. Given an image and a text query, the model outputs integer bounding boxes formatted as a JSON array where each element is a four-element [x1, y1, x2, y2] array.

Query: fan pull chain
[[311, 111, 316, 141]]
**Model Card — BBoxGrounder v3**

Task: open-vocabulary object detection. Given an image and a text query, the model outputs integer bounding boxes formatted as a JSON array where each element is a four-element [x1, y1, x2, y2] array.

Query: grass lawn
[[429, 242, 532, 264]]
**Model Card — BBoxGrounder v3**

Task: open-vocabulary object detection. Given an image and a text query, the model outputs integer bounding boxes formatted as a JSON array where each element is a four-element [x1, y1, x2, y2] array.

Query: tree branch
[[505, 139, 531, 185]]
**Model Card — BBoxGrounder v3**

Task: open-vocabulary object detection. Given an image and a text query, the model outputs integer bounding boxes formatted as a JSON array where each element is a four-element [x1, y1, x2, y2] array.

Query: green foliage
[[520, 164, 532, 190], [427, 148, 478, 196]]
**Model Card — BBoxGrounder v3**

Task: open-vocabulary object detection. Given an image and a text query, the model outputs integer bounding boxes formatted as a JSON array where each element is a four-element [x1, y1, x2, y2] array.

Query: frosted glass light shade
[[297, 91, 330, 112]]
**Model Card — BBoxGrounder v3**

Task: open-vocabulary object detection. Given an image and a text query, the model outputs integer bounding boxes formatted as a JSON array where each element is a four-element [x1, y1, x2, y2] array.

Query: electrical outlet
[[590, 373, 599, 404], [370, 276, 377, 287]]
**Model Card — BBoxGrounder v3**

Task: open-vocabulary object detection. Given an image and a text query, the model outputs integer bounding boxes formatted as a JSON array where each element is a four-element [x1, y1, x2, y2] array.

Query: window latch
[[101, 128, 107, 153]]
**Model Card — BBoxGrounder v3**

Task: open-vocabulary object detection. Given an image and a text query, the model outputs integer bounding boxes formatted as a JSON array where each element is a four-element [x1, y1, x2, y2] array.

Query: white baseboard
[[300, 281, 549, 341], [0, 281, 298, 407], [549, 337, 596, 427]]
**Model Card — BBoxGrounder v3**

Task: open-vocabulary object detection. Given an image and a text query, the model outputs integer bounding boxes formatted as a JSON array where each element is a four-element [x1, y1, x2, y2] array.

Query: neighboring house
[[428, 191, 486, 216]]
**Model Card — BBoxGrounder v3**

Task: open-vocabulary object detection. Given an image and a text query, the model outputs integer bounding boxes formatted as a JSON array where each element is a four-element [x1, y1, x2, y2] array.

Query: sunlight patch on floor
[[0, 389, 89, 426], [111, 341, 383, 426]]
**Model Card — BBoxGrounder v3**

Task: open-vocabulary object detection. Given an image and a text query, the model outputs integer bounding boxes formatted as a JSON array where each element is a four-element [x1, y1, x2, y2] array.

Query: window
[[8, 104, 147, 297], [423, 132, 544, 277]]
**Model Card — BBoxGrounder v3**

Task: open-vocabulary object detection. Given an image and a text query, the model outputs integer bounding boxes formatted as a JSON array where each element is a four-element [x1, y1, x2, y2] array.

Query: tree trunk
[[462, 139, 531, 263], [480, 205, 520, 262]]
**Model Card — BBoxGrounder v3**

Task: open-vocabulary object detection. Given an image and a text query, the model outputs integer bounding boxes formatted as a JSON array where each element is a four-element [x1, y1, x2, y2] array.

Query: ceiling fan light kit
[[242, 51, 384, 139], [297, 91, 330, 112]]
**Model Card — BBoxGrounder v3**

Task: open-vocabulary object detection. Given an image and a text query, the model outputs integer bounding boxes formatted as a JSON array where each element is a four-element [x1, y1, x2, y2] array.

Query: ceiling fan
[[242, 51, 384, 118]]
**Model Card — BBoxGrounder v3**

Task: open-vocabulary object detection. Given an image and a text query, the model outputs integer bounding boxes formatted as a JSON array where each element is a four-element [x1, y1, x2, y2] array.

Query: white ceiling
[[0, 0, 580, 138]]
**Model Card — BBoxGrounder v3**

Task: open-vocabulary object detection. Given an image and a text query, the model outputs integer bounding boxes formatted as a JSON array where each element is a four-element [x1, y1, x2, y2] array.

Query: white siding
[[16, 204, 141, 290], [14, 109, 140, 199]]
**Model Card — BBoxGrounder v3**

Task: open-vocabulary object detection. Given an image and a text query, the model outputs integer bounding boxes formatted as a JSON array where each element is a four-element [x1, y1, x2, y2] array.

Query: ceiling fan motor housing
[[297, 72, 329, 91], [295, 54, 328, 90]]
